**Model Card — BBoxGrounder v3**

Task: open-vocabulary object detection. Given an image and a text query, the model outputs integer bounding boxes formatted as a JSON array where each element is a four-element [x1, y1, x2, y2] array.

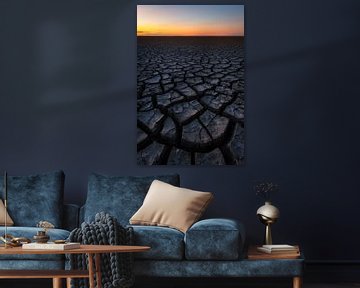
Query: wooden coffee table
[[0, 244, 150, 288]]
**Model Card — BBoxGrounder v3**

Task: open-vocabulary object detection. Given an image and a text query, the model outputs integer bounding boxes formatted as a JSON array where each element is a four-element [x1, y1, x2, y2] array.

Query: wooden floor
[[1, 279, 360, 288], [306, 285, 360, 288], [138, 282, 360, 288]]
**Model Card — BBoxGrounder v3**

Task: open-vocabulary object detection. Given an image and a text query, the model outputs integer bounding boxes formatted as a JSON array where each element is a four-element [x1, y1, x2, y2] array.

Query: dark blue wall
[[1, 0, 360, 262]]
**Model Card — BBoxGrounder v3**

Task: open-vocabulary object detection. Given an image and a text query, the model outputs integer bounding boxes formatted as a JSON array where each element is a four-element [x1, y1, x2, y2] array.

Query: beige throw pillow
[[130, 180, 213, 233], [0, 199, 14, 226]]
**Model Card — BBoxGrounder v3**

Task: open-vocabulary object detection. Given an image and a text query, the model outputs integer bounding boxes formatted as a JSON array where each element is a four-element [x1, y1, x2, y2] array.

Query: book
[[248, 245, 301, 260], [257, 244, 299, 254], [262, 244, 297, 249], [22, 242, 80, 250]]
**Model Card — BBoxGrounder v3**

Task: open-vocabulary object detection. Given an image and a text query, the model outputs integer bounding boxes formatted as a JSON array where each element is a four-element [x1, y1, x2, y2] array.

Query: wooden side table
[[0, 244, 150, 288], [247, 245, 303, 288]]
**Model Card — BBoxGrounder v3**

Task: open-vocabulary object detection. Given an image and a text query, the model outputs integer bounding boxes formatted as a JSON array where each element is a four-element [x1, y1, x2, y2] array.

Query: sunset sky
[[137, 5, 244, 37]]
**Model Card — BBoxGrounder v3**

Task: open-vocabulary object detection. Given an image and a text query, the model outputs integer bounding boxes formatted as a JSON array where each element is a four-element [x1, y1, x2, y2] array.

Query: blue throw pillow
[[84, 174, 180, 225], [0, 170, 65, 227]]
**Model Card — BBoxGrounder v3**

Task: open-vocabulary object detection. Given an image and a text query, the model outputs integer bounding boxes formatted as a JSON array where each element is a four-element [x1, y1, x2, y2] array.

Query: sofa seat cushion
[[0, 170, 65, 227], [184, 218, 245, 260], [130, 225, 184, 260], [84, 174, 180, 226], [0, 227, 70, 261]]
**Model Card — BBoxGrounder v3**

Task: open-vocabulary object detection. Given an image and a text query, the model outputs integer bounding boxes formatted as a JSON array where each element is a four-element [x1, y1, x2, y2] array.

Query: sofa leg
[[53, 278, 62, 288], [293, 276, 302, 288]]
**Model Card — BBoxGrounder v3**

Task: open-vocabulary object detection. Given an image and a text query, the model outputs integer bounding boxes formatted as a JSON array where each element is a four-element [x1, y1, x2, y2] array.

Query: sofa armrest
[[79, 205, 85, 224], [184, 218, 245, 260], [63, 204, 80, 231]]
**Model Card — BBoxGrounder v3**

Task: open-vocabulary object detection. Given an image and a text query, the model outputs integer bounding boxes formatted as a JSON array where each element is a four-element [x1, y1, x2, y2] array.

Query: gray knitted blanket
[[68, 212, 134, 288]]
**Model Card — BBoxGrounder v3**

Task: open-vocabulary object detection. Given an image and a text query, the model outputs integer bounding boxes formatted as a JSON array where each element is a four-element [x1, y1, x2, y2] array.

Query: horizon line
[[137, 35, 244, 37]]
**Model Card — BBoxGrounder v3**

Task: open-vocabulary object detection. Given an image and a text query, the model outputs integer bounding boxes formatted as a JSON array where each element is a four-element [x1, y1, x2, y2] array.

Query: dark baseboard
[[136, 262, 360, 287], [305, 261, 360, 282], [136, 277, 295, 288], [0, 279, 52, 288]]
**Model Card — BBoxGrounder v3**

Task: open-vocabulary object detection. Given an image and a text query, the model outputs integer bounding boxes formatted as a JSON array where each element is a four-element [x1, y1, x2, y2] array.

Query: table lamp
[[256, 201, 280, 245]]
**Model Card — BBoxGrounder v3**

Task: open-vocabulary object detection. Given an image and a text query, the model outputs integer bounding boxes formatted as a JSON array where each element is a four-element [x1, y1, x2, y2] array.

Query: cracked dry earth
[[137, 37, 245, 165]]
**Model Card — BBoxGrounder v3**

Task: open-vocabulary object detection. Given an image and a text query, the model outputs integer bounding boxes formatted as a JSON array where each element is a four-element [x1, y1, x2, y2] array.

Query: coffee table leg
[[66, 277, 72, 288], [88, 253, 95, 288], [293, 276, 302, 288], [95, 253, 102, 288], [52, 278, 62, 288]]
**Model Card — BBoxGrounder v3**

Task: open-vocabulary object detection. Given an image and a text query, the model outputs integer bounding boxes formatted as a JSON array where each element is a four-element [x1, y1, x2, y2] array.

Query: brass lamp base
[[265, 223, 272, 245]]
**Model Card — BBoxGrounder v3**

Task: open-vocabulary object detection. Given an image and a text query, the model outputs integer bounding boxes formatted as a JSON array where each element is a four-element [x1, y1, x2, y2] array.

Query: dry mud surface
[[137, 36, 245, 165]]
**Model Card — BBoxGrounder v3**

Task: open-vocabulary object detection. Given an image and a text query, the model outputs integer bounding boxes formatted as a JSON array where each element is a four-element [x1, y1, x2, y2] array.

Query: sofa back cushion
[[0, 170, 65, 227], [84, 173, 180, 225]]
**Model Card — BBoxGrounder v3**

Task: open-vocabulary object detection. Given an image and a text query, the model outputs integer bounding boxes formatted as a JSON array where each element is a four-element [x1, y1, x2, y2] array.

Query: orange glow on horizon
[[137, 5, 244, 37], [137, 24, 243, 37]]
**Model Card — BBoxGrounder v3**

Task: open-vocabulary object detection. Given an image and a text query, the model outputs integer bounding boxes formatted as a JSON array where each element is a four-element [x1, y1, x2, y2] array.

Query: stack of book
[[257, 244, 299, 254], [248, 244, 300, 260]]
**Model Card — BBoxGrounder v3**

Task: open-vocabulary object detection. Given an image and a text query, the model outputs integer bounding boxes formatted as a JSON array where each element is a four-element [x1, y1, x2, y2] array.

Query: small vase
[[256, 201, 280, 245], [33, 231, 50, 243], [257, 201, 280, 220]]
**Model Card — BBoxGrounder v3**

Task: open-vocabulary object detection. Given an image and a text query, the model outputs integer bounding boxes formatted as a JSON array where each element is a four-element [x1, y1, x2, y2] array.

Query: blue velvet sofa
[[81, 173, 304, 283], [0, 171, 79, 270], [0, 171, 303, 286]]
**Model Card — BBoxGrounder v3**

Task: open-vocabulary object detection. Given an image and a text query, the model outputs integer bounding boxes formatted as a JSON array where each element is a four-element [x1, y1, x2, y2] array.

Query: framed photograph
[[137, 5, 245, 165]]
